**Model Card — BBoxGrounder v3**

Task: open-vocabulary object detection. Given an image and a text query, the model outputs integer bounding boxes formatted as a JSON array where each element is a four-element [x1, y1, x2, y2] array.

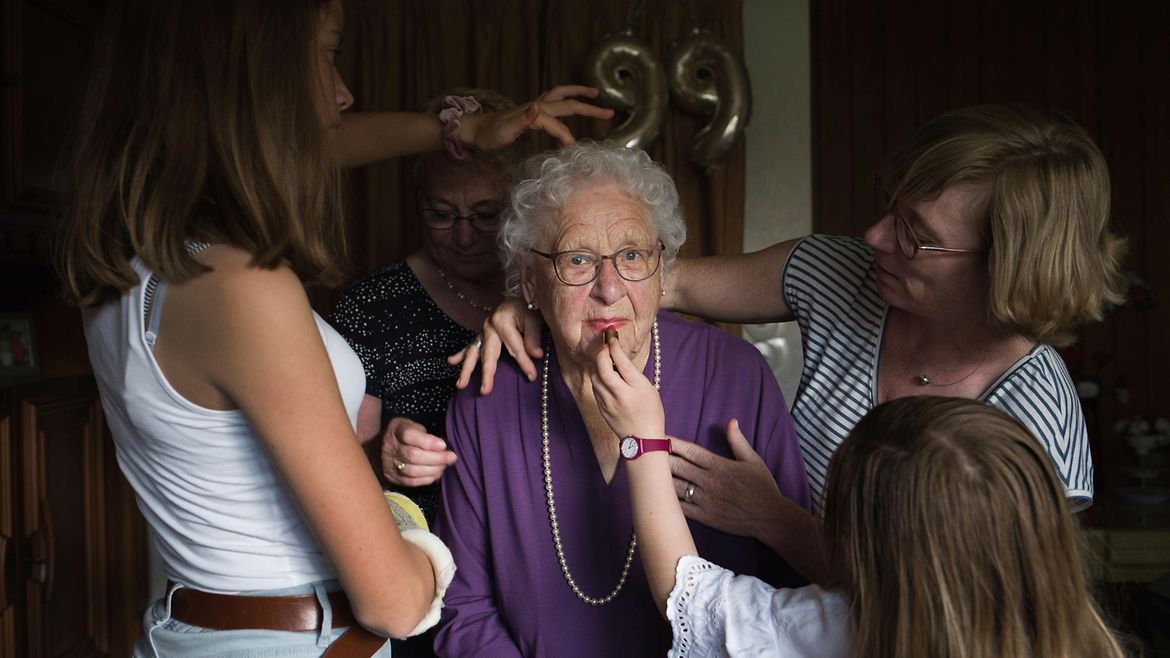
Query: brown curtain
[[331, 0, 746, 298]]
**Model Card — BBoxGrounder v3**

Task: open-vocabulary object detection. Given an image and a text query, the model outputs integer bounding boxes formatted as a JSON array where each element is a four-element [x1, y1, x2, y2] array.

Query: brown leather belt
[[165, 581, 389, 656], [168, 581, 357, 631]]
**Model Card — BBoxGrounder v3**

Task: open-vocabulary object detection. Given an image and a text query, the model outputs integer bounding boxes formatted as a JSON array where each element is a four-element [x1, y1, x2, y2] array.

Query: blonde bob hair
[[882, 104, 1125, 346], [823, 396, 1125, 658], [58, 0, 345, 306]]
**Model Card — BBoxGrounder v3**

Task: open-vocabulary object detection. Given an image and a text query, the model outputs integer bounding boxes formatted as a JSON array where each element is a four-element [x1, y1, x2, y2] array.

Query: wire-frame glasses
[[417, 207, 502, 231], [529, 241, 664, 286], [875, 173, 984, 260], [892, 212, 983, 260]]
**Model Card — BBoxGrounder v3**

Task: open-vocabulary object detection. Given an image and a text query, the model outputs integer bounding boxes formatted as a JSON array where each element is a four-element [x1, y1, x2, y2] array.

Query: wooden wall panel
[[810, 0, 1169, 492]]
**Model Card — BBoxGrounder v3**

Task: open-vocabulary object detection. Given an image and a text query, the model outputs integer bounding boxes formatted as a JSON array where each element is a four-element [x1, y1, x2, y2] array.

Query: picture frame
[[0, 313, 39, 380]]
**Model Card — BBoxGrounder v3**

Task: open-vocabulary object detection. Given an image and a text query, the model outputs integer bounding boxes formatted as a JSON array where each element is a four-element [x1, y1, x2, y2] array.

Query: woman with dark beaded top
[[328, 89, 528, 657], [331, 89, 524, 508]]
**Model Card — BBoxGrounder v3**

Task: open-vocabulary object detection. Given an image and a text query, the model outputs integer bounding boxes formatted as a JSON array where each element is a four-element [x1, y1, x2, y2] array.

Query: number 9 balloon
[[583, 32, 669, 150], [668, 29, 752, 172]]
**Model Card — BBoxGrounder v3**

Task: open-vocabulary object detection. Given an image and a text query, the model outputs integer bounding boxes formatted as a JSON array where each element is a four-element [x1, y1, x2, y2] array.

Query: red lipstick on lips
[[588, 319, 627, 334]]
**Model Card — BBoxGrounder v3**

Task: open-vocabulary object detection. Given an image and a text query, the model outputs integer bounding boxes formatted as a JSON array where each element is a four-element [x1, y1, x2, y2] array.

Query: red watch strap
[[635, 436, 671, 454]]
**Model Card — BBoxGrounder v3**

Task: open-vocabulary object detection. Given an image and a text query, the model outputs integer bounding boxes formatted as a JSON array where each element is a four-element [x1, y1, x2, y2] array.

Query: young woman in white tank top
[[56, 1, 611, 655]]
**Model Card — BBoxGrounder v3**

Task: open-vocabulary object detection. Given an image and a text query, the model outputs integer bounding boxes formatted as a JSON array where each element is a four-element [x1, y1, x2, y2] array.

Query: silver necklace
[[541, 320, 660, 605], [435, 266, 495, 313], [914, 350, 988, 387]]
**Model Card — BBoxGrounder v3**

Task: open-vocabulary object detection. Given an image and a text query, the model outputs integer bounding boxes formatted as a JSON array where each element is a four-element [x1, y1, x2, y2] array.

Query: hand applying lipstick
[[591, 327, 665, 441]]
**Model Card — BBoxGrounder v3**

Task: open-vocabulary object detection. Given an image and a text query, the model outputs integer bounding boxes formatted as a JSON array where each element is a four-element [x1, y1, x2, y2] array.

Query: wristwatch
[[620, 435, 671, 460]]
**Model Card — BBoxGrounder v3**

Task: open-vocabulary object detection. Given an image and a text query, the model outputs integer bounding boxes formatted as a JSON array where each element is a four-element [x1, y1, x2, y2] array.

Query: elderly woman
[[465, 104, 1125, 586], [433, 142, 811, 657]]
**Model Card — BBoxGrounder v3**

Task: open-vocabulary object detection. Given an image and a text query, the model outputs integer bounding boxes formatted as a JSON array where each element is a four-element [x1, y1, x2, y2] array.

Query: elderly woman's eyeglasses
[[530, 241, 664, 286], [418, 207, 502, 231], [892, 212, 982, 260]]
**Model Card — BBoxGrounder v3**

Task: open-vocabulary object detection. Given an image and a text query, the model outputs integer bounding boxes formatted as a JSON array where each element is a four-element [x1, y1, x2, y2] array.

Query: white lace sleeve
[[666, 555, 853, 658], [667, 555, 720, 657]]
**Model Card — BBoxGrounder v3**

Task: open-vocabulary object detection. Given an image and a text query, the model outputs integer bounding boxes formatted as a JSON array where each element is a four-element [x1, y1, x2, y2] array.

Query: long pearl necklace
[[541, 320, 660, 606], [436, 265, 495, 314]]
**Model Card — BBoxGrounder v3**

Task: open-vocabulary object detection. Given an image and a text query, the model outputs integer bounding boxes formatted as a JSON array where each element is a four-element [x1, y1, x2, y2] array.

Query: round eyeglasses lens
[[614, 247, 658, 281], [893, 215, 917, 260], [421, 210, 453, 229], [554, 252, 599, 285]]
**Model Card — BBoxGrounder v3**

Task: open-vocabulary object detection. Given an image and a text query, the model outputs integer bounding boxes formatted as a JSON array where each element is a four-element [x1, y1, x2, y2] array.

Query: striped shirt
[[782, 235, 1093, 511]]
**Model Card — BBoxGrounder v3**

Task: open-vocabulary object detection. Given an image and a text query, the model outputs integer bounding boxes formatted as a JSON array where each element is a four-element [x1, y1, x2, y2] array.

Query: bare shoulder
[[152, 246, 310, 409], [193, 244, 300, 290], [182, 246, 307, 322]]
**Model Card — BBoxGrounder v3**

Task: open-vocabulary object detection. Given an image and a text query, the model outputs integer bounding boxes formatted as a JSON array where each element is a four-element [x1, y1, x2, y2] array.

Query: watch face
[[620, 436, 640, 459]]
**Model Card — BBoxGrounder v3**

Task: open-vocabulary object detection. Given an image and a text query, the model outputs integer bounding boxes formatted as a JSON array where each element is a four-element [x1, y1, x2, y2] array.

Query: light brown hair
[[882, 104, 1126, 346], [823, 396, 1125, 658], [58, 0, 345, 306]]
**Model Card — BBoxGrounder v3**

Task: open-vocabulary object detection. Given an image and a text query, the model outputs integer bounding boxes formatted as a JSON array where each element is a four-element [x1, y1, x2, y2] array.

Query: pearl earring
[[527, 301, 537, 311]]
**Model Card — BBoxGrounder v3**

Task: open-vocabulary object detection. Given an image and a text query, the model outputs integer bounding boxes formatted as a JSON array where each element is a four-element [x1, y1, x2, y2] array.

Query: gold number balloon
[[583, 32, 669, 150], [668, 30, 752, 171]]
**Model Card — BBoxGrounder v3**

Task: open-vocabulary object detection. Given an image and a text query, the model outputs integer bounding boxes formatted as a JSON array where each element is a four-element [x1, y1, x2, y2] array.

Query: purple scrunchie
[[439, 95, 483, 162]]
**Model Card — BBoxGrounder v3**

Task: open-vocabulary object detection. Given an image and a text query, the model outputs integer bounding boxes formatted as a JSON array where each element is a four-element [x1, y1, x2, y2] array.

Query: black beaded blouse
[[328, 260, 476, 522]]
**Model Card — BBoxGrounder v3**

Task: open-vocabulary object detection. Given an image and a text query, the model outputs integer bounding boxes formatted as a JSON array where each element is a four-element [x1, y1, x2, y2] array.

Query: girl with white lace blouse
[[591, 345, 1125, 658]]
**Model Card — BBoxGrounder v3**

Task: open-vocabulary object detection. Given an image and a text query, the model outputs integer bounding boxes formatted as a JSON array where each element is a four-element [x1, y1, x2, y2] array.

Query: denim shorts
[[135, 580, 392, 657]]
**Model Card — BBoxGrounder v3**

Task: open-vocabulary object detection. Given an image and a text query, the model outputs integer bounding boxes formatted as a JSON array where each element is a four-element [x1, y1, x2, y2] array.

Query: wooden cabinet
[[2, 0, 102, 264], [0, 376, 147, 658], [2, 2, 149, 654], [1084, 497, 1170, 584]]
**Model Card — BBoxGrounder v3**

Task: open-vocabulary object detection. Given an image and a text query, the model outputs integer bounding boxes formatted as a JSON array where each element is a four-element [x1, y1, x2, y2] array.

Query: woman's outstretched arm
[[662, 239, 801, 323], [333, 85, 614, 167]]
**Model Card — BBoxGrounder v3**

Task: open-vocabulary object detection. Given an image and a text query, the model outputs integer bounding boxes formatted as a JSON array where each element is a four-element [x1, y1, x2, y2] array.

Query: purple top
[[434, 312, 811, 657]]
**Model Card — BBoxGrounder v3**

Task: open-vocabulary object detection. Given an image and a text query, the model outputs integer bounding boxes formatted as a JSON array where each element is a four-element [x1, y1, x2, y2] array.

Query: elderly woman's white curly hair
[[498, 141, 687, 295]]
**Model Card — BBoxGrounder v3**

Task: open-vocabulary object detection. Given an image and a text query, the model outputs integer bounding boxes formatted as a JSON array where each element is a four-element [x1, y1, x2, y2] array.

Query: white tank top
[[83, 255, 365, 593]]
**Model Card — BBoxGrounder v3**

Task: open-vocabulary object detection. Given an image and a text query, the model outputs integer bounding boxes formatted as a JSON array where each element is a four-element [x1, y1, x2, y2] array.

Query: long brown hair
[[57, 0, 346, 306], [823, 396, 1125, 658], [881, 104, 1126, 347]]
